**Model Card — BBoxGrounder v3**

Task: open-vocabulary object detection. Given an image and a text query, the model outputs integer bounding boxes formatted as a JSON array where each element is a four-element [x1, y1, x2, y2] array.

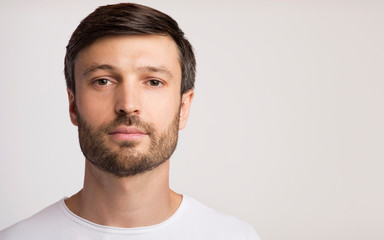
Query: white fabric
[[0, 195, 259, 240]]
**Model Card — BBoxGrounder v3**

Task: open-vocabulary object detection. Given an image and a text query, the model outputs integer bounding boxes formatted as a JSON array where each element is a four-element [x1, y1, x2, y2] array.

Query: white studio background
[[0, 1, 383, 239]]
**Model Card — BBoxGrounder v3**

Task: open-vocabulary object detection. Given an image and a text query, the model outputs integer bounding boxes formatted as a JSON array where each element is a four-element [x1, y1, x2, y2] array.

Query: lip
[[108, 126, 148, 141]]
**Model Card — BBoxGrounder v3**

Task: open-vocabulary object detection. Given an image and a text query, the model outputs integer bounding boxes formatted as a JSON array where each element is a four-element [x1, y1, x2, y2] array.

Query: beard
[[77, 111, 179, 178]]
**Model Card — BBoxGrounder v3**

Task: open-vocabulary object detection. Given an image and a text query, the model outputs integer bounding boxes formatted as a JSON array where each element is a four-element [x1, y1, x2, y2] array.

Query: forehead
[[74, 34, 181, 81]]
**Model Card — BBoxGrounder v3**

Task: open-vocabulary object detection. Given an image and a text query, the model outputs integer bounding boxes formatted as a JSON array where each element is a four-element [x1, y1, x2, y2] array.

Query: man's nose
[[114, 81, 142, 115]]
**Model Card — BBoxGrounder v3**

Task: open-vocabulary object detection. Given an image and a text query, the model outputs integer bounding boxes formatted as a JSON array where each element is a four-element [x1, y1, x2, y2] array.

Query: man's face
[[67, 35, 193, 177]]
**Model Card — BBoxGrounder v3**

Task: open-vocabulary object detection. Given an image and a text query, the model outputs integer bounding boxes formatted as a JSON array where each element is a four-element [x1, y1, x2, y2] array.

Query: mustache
[[102, 114, 155, 135]]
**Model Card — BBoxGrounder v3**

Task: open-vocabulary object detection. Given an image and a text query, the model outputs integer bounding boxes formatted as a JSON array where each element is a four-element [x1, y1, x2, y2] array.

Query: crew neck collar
[[59, 195, 188, 234]]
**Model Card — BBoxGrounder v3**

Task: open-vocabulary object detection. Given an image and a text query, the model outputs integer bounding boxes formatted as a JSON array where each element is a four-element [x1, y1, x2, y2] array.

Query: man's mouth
[[108, 126, 148, 141]]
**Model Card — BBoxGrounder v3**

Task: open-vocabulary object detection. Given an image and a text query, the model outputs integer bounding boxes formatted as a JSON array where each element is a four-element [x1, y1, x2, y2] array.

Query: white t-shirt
[[0, 195, 259, 240]]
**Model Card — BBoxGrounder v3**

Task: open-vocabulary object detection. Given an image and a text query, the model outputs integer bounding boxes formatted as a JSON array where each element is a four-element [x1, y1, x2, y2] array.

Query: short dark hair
[[64, 3, 196, 95]]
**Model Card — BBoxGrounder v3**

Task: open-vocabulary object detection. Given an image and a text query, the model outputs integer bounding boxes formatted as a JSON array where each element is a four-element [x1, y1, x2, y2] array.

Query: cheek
[[75, 91, 114, 126], [144, 94, 180, 129]]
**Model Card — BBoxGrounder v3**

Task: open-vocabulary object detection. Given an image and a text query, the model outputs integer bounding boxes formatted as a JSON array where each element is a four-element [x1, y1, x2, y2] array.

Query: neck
[[65, 160, 182, 228]]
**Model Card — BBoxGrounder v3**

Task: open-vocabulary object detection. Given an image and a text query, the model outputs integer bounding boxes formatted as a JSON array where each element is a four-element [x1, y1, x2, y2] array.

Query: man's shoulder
[[179, 195, 260, 240], [0, 199, 64, 239]]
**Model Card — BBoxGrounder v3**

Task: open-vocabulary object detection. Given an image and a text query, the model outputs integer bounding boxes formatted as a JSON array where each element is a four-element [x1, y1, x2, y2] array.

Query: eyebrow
[[82, 63, 174, 79], [136, 65, 174, 79], [82, 64, 117, 77]]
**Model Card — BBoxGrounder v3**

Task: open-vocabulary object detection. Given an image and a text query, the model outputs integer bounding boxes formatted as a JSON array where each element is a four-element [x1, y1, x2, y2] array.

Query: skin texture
[[65, 35, 194, 227], [76, 96, 180, 178]]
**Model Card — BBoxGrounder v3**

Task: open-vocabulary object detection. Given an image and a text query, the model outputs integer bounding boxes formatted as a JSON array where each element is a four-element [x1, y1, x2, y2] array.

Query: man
[[0, 3, 259, 239]]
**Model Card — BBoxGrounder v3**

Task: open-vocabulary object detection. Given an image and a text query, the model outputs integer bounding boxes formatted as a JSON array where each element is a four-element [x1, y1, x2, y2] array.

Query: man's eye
[[94, 79, 111, 86], [147, 79, 163, 87]]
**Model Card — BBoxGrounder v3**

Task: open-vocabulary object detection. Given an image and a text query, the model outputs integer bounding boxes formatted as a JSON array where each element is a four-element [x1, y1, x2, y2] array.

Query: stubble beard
[[77, 112, 179, 178]]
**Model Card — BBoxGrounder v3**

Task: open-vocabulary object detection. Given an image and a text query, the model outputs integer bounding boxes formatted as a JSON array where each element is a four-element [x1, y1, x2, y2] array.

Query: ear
[[67, 88, 78, 126], [179, 89, 194, 130]]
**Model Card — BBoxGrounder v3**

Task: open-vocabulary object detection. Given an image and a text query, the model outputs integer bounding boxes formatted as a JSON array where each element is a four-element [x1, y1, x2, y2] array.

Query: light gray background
[[0, 1, 383, 239]]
